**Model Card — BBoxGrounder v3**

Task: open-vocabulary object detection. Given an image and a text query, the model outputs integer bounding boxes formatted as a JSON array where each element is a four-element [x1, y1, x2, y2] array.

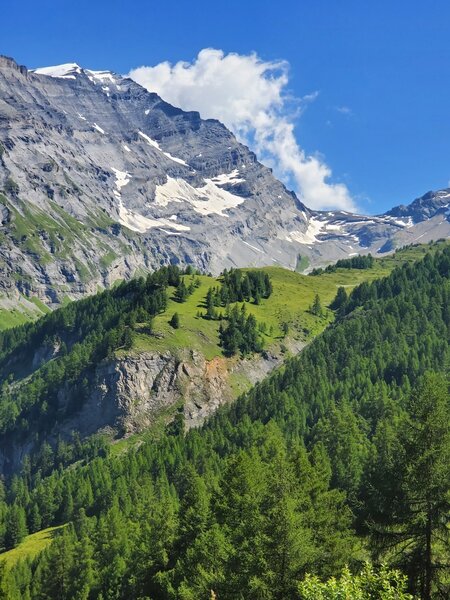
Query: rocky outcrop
[[56, 340, 307, 441], [0, 335, 306, 474]]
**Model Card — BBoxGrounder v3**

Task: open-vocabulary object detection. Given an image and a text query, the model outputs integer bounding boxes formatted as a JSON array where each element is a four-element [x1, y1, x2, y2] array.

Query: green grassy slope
[[133, 241, 448, 359], [0, 240, 446, 357], [0, 526, 65, 569], [0, 296, 50, 331]]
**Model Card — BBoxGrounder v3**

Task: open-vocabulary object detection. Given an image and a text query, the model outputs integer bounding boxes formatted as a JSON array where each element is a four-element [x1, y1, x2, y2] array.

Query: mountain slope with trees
[[0, 243, 447, 598], [0, 243, 435, 477]]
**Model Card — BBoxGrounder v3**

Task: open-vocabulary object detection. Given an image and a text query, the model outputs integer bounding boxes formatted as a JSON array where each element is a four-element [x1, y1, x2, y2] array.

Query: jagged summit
[[33, 63, 123, 89], [0, 55, 27, 74], [385, 188, 450, 223]]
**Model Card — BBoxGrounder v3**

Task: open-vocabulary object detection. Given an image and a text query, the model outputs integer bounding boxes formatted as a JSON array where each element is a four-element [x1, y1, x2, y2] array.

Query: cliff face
[[0, 340, 305, 474], [63, 344, 301, 436]]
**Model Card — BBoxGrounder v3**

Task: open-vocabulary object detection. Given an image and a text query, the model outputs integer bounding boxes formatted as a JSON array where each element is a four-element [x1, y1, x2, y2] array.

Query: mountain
[[0, 55, 309, 309], [1, 55, 449, 313]]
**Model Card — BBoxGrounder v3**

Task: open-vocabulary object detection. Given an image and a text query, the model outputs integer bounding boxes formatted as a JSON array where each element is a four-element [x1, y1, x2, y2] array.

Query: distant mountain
[[0, 55, 449, 309], [385, 187, 450, 222]]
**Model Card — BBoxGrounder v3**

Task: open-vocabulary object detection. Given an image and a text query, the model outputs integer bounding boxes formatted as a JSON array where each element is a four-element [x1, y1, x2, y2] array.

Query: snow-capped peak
[[33, 63, 82, 79], [33, 64, 122, 94]]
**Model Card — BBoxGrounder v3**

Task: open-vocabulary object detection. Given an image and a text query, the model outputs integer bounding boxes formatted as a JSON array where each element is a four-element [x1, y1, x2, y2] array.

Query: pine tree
[[4, 504, 27, 549], [311, 293, 323, 316], [205, 288, 216, 320], [370, 373, 450, 599], [69, 533, 96, 600], [261, 434, 311, 598], [169, 312, 180, 329], [29, 502, 42, 533], [174, 279, 188, 303], [216, 451, 268, 597], [330, 286, 348, 312]]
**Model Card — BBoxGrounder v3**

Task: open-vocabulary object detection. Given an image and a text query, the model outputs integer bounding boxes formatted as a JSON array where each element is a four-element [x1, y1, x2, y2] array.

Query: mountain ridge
[[0, 54, 449, 313]]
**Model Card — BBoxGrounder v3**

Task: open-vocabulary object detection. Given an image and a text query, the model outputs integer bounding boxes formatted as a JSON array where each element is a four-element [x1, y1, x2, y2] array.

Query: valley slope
[[0, 240, 448, 599], [0, 242, 441, 475]]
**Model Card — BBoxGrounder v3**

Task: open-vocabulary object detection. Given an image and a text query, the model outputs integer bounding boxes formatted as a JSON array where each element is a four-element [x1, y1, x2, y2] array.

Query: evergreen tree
[[205, 288, 217, 320], [29, 503, 42, 533], [370, 373, 450, 599], [4, 504, 27, 549], [330, 286, 348, 312], [174, 280, 188, 303], [169, 312, 180, 329], [216, 451, 268, 598], [311, 293, 323, 316]]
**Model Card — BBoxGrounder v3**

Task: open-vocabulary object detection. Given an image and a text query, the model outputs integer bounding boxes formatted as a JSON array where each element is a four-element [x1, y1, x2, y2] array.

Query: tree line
[[310, 254, 374, 275]]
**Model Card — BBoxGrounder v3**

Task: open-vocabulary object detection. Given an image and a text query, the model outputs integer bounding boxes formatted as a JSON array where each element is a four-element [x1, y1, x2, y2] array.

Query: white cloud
[[129, 49, 356, 211], [335, 105, 353, 116]]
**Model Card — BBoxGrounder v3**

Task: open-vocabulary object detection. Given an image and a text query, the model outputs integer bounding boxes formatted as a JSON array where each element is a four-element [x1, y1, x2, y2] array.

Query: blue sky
[[2, 0, 450, 213]]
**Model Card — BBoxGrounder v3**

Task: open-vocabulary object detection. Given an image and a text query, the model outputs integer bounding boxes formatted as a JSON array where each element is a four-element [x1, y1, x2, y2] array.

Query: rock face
[[0, 343, 304, 474], [0, 55, 311, 307], [68, 345, 302, 436], [1, 55, 449, 308]]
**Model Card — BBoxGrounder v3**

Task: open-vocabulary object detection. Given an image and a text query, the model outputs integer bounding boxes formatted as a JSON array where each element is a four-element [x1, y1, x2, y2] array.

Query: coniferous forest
[[0, 248, 448, 598]]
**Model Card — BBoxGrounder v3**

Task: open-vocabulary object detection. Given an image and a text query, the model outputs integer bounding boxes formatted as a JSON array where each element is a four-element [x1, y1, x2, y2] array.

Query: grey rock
[[0, 54, 448, 310], [0, 341, 303, 473]]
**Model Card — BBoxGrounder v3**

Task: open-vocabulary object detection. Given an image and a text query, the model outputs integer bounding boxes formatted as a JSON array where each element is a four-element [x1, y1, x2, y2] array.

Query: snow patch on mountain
[[34, 63, 82, 79], [93, 123, 105, 134], [210, 169, 245, 186], [111, 168, 131, 193], [154, 177, 245, 216], [286, 218, 327, 244], [111, 168, 189, 234], [85, 70, 116, 84], [138, 131, 187, 166]]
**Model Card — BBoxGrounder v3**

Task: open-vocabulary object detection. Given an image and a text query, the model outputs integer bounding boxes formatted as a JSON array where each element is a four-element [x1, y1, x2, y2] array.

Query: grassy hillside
[[132, 240, 448, 359], [0, 295, 50, 331], [0, 240, 445, 339], [0, 526, 65, 569]]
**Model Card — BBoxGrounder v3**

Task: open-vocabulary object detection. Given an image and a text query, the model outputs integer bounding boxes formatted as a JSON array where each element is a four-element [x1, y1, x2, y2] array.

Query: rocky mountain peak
[[385, 188, 450, 224], [0, 55, 27, 75], [33, 62, 83, 78], [0, 55, 449, 310]]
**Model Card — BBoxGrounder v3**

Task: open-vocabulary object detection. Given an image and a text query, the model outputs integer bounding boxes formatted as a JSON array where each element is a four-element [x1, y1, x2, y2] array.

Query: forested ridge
[[0, 265, 273, 458], [0, 265, 179, 444], [0, 248, 448, 598]]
